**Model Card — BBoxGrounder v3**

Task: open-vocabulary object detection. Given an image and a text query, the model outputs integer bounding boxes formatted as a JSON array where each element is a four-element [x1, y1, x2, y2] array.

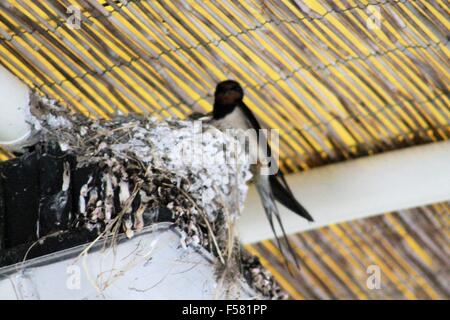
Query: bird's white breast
[[211, 107, 252, 131], [210, 107, 262, 165]]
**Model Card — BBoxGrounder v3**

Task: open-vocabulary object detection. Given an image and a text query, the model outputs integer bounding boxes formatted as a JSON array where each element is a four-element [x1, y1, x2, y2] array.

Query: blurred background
[[0, 0, 448, 299]]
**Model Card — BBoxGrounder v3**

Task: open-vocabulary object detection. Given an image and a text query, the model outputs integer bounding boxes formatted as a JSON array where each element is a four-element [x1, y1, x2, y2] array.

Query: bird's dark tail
[[255, 173, 301, 270], [269, 175, 314, 222]]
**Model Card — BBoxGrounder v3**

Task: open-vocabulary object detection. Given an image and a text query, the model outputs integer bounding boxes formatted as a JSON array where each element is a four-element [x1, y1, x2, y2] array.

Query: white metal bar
[[0, 64, 31, 146], [237, 141, 450, 244], [0, 223, 256, 299]]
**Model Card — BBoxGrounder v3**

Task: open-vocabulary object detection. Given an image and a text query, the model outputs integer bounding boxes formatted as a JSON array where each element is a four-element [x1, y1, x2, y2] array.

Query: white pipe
[[238, 140, 450, 244], [0, 64, 31, 148]]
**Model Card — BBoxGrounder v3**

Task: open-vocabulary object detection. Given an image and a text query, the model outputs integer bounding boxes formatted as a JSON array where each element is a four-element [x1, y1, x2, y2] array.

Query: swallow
[[209, 80, 314, 267]]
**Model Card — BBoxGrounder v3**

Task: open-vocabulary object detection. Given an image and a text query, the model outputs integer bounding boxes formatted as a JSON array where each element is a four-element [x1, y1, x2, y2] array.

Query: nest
[[27, 96, 286, 299]]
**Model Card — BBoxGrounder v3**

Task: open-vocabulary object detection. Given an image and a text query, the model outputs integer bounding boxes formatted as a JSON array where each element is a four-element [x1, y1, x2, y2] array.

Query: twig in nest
[[75, 181, 142, 261], [163, 182, 226, 265]]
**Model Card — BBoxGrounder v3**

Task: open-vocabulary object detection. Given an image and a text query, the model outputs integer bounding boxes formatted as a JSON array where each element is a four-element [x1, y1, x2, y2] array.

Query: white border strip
[[238, 140, 450, 243]]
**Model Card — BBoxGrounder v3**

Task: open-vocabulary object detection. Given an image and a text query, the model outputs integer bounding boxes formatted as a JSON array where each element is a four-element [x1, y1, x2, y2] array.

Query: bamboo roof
[[247, 201, 450, 299], [0, 1, 449, 300], [0, 0, 448, 171]]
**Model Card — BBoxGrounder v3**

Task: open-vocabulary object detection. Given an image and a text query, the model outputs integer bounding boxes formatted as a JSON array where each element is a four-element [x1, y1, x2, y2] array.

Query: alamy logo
[[366, 5, 381, 30], [366, 264, 382, 290], [67, 5, 82, 30], [66, 265, 81, 290], [180, 121, 280, 175]]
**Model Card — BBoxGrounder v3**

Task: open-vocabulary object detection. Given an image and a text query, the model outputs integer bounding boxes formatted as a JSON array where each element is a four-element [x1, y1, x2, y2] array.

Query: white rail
[[238, 141, 450, 243]]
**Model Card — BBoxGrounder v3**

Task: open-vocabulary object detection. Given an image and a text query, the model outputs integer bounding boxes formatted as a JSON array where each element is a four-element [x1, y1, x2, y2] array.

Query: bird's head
[[213, 80, 244, 119]]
